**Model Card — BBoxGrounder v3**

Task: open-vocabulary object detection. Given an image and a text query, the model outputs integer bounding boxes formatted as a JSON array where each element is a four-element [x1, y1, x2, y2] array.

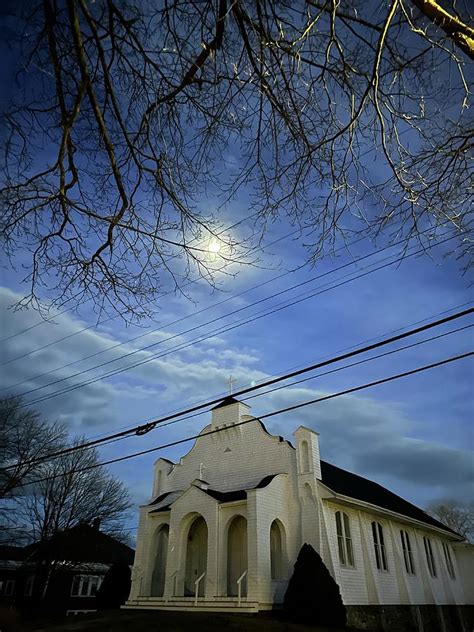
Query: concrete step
[[123, 598, 259, 613]]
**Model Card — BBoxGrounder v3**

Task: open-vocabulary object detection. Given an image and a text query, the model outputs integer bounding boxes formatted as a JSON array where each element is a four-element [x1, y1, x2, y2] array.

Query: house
[[0, 523, 134, 616], [125, 397, 473, 630]]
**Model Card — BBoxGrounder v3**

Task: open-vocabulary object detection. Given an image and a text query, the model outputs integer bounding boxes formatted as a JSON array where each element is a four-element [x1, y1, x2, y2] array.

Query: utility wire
[[0, 208, 264, 344], [6, 322, 470, 471], [1, 224, 304, 369], [8, 306, 472, 470], [12, 351, 472, 490], [12, 233, 457, 407], [2, 229, 412, 385]]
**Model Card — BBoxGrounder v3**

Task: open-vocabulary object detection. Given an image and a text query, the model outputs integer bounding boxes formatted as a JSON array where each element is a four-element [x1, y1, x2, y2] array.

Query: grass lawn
[[10, 609, 352, 632]]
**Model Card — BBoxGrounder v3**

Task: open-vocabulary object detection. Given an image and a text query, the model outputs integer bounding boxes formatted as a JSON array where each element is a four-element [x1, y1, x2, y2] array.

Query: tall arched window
[[400, 530, 415, 575], [270, 520, 285, 580], [371, 521, 388, 571], [154, 469, 162, 496], [335, 511, 354, 567], [423, 536, 437, 577], [300, 440, 310, 473]]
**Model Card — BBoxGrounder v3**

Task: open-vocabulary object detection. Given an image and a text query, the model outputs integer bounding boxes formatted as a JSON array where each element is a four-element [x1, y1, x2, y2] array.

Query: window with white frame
[[400, 530, 415, 575], [371, 521, 388, 571], [71, 575, 103, 597], [24, 575, 35, 597], [4, 579, 15, 596], [423, 536, 437, 577], [442, 542, 456, 579], [335, 511, 354, 567]]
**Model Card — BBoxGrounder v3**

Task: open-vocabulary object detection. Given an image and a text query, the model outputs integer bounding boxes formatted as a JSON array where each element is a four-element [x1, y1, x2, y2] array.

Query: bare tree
[[0, 397, 67, 545], [17, 438, 131, 543], [1, 0, 472, 320], [427, 500, 474, 542]]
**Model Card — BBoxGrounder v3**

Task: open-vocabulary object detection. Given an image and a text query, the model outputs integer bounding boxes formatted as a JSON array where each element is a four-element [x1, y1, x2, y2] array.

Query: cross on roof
[[227, 374, 236, 395]]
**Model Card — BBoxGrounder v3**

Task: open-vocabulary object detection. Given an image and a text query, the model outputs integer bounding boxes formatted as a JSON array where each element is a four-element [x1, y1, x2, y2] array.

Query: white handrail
[[237, 570, 247, 607], [194, 571, 206, 606], [168, 570, 179, 601]]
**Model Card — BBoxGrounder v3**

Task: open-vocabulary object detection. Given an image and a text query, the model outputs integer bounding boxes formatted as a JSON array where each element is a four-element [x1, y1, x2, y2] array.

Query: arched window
[[300, 440, 310, 473], [270, 520, 285, 580], [154, 469, 162, 496], [371, 521, 388, 571], [335, 511, 354, 567], [423, 536, 437, 577], [151, 524, 169, 596], [400, 530, 415, 575]]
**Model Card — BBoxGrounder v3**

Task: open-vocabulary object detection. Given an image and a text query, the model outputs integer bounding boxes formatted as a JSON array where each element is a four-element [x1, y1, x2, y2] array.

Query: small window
[[335, 511, 354, 567], [400, 530, 415, 575], [371, 521, 388, 571], [24, 575, 35, 597], [300, 440, 310, 473], [423, 536, 437, 577], [442, 542, 456, 579], [4, 579, 15, 596], [71, 575, 103, 597]]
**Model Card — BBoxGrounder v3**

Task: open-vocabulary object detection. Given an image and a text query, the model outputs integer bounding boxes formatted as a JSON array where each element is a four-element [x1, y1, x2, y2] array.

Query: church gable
[[160, 403, 296, 494]]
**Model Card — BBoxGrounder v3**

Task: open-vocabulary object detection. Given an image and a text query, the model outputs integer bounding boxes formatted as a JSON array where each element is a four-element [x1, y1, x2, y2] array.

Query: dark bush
[[283, 543, 346, 627], [96, 562, 131, 610]]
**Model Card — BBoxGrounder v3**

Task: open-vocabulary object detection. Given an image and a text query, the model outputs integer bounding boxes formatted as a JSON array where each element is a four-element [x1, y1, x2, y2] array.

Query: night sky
[[0, 2, 472, 539]]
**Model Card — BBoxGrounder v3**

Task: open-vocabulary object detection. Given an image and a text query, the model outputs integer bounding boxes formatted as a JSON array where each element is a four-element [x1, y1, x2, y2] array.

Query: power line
[[8, 306, 472, 470], [12, 351, 472, 490], [0, 208, 264, 345], [7, 322, 470, 471], [12, 234, 458, 408], [1, 224, 304, 369]]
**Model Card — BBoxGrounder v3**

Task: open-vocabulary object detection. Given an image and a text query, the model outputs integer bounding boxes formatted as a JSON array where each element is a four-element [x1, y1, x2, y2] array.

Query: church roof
[[320, 461, 459, 536], [211, 396, 247, 410]]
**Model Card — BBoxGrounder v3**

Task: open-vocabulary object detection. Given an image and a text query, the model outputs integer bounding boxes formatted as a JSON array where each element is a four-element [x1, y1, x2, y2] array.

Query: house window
[[400, 530, 415, 575], [71, 575, 103, 597], [423, 536, 437, 577], [371, 521, 388, 571], [24, 575, 35, 597], [335, 511, 354, 567], [4, 579, 15, 596], [442, 542, 456, 579]]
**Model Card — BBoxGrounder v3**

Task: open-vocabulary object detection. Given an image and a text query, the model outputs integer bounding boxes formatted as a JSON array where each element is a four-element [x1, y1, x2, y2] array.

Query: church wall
[[323, 499, 465, 608], [161, 417, 296, 494], [324, 501, 370, 605], [248, 474, 301, 605]]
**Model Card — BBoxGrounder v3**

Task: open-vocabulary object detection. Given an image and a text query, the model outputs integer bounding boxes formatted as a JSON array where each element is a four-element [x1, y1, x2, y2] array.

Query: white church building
[[125, 397, 472, 625]]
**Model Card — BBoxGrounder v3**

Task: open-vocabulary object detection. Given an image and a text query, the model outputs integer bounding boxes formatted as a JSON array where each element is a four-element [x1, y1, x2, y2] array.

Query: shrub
[[283, 543, 346, 627]]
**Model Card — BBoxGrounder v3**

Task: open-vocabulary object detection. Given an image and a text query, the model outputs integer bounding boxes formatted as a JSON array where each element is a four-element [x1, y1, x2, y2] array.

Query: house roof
[[0, 545, 28, 562], [24, 524, 135, 565], [320, 460, 459, 536]]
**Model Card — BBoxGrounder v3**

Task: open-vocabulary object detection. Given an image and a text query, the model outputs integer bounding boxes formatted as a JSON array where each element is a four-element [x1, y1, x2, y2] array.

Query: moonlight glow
[[208, 241, 221, 254]]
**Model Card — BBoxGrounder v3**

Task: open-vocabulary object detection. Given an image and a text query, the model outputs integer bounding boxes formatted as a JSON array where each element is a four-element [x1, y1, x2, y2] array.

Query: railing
[[236, 570, 247, 607], [166, 570, 179, 602], [194, 571, 206, 606]]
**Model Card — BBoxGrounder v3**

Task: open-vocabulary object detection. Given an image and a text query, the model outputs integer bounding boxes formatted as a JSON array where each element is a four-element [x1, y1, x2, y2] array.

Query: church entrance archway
[[184, 515, 208, 596], [227, 515, 247, 597], [151, 524, 169, 596]]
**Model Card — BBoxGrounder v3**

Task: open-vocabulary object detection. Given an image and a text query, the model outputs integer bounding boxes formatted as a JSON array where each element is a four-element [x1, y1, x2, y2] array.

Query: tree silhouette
[[284, 543, 346, 627]]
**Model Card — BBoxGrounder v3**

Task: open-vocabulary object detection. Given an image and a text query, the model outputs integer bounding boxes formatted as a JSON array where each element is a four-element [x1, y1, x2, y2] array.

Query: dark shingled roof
[[23, 524, 135, 564], [320, 460, 459, 536], [211, 396, 244, 410], [148, 491, 173, 506]]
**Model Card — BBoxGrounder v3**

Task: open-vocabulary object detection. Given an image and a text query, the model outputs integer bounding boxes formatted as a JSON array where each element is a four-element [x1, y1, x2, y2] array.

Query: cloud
[[1, 285, 472, 512]]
